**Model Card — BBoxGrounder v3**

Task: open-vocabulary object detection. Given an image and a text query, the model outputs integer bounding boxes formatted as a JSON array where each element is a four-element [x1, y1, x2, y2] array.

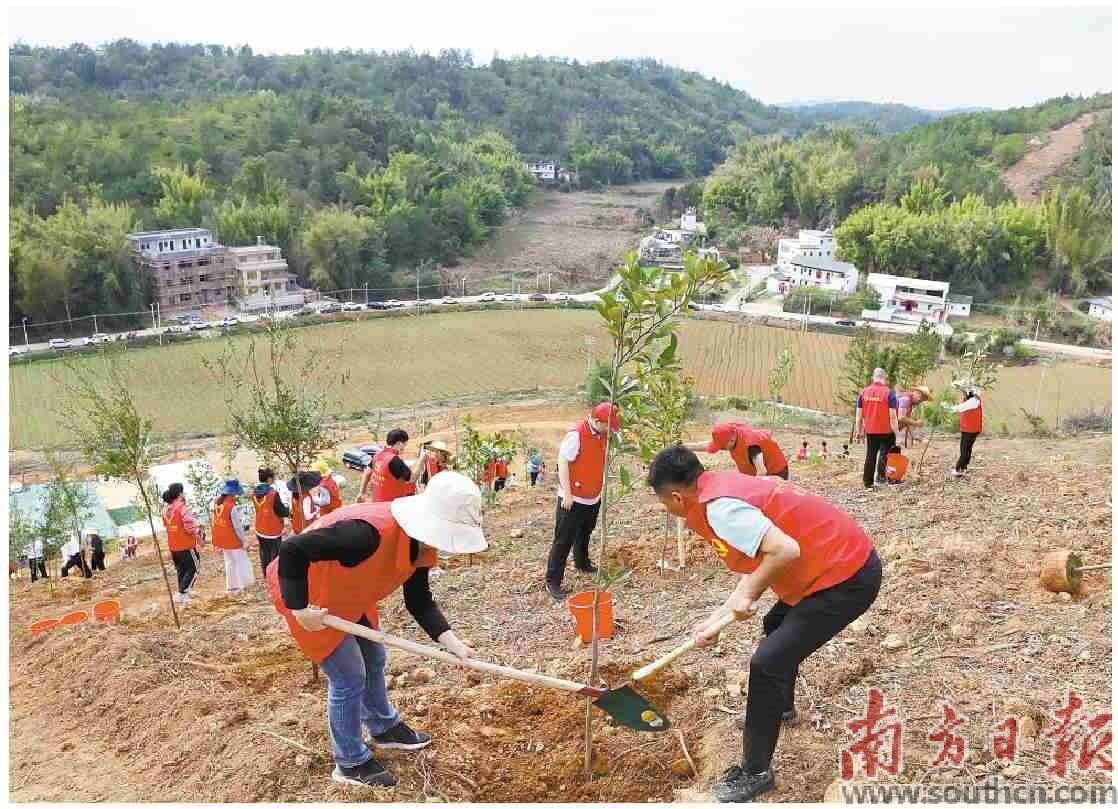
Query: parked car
[[384, 299, 405, 309], [687, 301, 702, 310], [501, 293, 518, 302], [189, 319, 211, 331], [48, 338, 69, 350], [342, 301, 364, 311], [708, 303, 727, 313], [440, 296, 460, 305], [835, 319, 857, 327], [556, 292, 571, 302], [71, 336, 94, 348], [342, 449, 373, 472], [528, 292, 547, 302], [478, 292, 497, 303], [165, 324, 189, 334], [91, 332, 113, 344], [318, 303, 342, 314], [9, 346, 22, 357]]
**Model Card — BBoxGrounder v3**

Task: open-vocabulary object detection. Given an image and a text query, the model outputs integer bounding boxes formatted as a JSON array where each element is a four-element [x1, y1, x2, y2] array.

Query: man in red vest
[[544, 402, 619, 601], [269, 471, 485, 789], [943, 379, 984, 477], [855, 367, 899, 490], [687, 422, 789, 479], [646, 445, 881, 802], [356, 429, 426, 503]]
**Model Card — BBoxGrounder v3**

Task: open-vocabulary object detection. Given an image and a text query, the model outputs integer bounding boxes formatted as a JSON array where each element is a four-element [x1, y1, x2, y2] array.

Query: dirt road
[[1002, 112, 1098, 203]]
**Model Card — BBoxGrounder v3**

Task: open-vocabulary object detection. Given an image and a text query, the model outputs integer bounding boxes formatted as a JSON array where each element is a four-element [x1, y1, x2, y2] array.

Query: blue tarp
[[9, 482, 118, 539]]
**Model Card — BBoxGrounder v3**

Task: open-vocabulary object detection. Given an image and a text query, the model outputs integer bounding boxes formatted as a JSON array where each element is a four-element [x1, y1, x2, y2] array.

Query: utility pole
[[365, 283, 369, 305], [1035, 319, 1041, 341], [93, 314, 98, 334], [21, 317, 28, 347]]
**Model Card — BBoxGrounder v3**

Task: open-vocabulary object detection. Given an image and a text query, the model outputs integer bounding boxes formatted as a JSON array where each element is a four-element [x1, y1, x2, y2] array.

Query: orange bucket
[[567, 590, 614, 642]]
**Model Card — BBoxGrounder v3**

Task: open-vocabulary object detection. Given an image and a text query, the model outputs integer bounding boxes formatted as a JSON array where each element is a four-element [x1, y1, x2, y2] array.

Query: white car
[[557, 292, 572, 302], [384, 299, 404, 308], [440, 296, 459, 305], [91, 332, 113, 344], [708, 303, 727, 312], [342, 301, 364, 311], [478, 292, 497, 303], [48, 338, 69, 350], [501, 293, 518, 302], [219, 316, 240, 328], [71, 336, 94, 348]]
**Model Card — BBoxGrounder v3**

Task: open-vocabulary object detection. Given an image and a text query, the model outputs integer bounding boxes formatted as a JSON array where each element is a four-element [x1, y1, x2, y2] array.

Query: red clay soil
[[9, 426, 1113, 802], [1002, 112, 1099, 204]]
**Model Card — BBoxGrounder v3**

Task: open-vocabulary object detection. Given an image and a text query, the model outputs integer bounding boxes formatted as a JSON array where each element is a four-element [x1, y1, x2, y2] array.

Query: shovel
[[322, 614, 670, 732], [631, 609, 749, 682]]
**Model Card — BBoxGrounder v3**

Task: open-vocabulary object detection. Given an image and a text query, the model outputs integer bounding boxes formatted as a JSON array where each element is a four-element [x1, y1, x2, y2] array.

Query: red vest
[[726, 424, 788, 476], [859, 382, 894, 434], [885, 452, 908, 482], [252, 489, 284, 539], [290, 491, 311, 534], [211, 497, 240, 550], [684, 471, 873, 606], [960, 398, 983, 434], [319, 476, 342, 516], [481, 461, 498, 484], [425, 456, 447, 480], [568, 419, 608, 500], [369, 448, 416, 503], [266, 503, 438, 663], [162, 504, 196, 552]]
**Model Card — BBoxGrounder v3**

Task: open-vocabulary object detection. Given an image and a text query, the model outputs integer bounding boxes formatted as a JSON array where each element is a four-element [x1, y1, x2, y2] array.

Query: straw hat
[[951, 378, 981, 394], [912, 385, 932, 399], [426, 439, 450, 454], [391, 471, 487, 555]]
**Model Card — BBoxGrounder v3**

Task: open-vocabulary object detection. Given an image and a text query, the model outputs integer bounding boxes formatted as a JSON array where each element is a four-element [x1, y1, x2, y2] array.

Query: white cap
[[390, 471, 487, 554]]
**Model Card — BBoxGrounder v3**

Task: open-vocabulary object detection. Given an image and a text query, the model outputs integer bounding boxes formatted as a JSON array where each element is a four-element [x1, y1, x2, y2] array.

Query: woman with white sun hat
[[941, 378, 984, 477], [266, 470, 486, 789]]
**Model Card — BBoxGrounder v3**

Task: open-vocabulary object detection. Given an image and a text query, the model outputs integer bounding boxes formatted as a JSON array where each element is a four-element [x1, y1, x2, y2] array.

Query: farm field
[[9, 409, 1112, 802], [9, 310, 1111, 448]]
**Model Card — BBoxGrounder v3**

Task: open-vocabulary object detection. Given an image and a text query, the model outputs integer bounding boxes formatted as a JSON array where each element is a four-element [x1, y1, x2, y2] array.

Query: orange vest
[[162, 504, 196, 552], [568, 419, 607, 500], [425, 456, 447, 480], [252, 489, 284, 539], [212, 497, 241, 550], [726, 424, 788, 476], [291, 491, 311, 534], [960, 398, 983, 434], [319, 476, 342, 516], [481, 461, 498, 484], [885, 452, 908, 482], [496, 461, 509, 479], [265, 503, 438, 663], [859, 382, 894, 434], [369, 448, 416, 503], [684, 471, 873, 606]]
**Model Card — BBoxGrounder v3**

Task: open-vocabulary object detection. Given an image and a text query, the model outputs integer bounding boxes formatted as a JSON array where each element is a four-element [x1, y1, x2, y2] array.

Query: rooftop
[[947, 293, 974, 304], [788, 255, 858, 276], [228, 244, 281, 254], [127, 228, 212, 240], [867, 272, 950, 292], [1088, 297, 1112, 309]]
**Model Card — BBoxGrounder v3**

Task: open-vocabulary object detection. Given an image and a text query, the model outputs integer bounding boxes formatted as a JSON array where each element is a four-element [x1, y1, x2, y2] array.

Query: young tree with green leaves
[[768, 346, 797, 427]]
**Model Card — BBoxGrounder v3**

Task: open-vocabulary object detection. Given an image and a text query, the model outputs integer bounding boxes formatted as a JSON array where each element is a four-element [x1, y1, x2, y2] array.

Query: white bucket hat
[[390, 471, 487, 554]]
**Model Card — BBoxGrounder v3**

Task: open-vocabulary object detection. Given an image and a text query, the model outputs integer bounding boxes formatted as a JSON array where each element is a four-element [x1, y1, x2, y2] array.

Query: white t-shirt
[[557, 424, 603, 506], [706, 498, 774, 558], [61, 538, 80, 558]]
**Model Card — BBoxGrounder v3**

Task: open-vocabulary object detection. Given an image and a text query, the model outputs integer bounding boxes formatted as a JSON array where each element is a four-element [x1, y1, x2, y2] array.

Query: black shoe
[[331, 758, 397, 788], [735, 708, 796, 731], [711, 765, 775, 803], [575, 563, 598, 575], [546, 580, 570, 602], [372, 720, 431, 751]]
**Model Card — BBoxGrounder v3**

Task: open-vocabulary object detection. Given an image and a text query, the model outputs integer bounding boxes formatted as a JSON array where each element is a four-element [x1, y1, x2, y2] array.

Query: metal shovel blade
[[589, 685, 671, 732]]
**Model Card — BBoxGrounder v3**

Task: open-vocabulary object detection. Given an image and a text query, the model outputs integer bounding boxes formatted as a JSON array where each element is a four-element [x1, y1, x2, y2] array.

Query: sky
[[6, 2, 1112, 110]]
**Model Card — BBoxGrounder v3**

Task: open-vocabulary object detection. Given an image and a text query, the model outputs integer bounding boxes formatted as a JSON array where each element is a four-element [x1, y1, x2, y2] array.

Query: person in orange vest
[[288, 471, 330, 534], [480, 459, 498, 489], [686, 422, 790, 480], [943, 379, 984, 478], [646, 445, 881, 802], [544, 402, 620, 601], [313, 460, 344, 516], [493, 456, 510, 493], [884, 445, 908, 484], [855, 367, 900, 490], [252, 468, 291, 576], [268, 471, 485, 789], [212, 479, 255, 593], [419, 440, 452, 488], [161, 482, 204, 604], [356, 429, 426, 504]]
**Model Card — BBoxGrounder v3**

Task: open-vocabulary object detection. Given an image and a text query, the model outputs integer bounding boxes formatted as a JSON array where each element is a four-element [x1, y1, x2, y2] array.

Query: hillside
[[780, 101, 939, 134]]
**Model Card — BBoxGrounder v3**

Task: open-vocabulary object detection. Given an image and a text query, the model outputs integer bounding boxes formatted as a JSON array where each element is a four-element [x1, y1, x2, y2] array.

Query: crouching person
[[646, 445, 882, 802], [267, 471, 486, 788]]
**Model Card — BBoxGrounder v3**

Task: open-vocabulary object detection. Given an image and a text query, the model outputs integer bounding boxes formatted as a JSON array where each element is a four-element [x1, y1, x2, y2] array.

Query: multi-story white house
[[776, 229, 837, 271], [228, 238, 308, 313], [525, 160, 558, 182], [865, 273, 951, 325], [766, 255, 859, 295], [946, 294, 973, 318], [1087, 296, 1112, 321]]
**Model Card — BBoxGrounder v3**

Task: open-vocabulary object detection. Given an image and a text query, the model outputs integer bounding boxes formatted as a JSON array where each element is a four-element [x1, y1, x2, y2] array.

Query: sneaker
[[372, 720, 431, 751], [735, 708, 796, 731], [173, 592, 192, 604], [546, 580, 570, 602], [331, 758, 397, 788], [950, 468, 964, 478], [711, 765, 775, 802]]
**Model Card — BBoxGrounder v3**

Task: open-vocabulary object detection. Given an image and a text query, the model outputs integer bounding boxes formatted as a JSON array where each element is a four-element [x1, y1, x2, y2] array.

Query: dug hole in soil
[[9, 412, 1113, 802]]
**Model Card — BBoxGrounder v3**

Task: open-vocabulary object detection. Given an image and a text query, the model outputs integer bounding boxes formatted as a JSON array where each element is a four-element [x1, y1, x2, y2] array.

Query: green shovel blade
[[593, 685, 671, 732]]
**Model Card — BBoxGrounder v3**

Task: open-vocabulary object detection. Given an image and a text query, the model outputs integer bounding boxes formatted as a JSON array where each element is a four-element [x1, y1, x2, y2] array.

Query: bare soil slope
[[1002, 112, 1098, 203], [9, 414, 1112, 802]]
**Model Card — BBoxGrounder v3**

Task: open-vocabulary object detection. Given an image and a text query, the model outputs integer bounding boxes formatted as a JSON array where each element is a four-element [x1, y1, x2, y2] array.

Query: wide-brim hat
[[287, 471, 323, 492], [427, 439, 450, 454], [951, 378, 981, 394], [219, 478, 244, 497], [912, 385, 933, 399], [390, 470, 487, 555]]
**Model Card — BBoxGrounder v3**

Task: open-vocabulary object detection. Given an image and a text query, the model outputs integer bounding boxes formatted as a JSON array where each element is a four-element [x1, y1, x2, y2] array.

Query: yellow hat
[[311, 459, 331, 476]]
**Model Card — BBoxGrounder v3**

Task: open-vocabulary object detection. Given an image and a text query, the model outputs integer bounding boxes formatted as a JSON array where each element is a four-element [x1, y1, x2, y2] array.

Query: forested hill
[[782, 101, 941, 134], [9, 42, 800, 183]]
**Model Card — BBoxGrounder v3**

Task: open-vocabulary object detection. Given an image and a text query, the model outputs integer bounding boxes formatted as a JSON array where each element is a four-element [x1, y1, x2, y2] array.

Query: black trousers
[[61, 553, 92, 578], [29, 558, 47, 582], [171, 549, 198, 594], [744, 549, 882, 773], [90, 549, 106, 571], [956, 432, 980, 472], [530, 471, 540, 486], [258, 536, 282, 576], [546, 499, 601, 585], [863, 432, 895, 488], [494, 477, 506, 493]]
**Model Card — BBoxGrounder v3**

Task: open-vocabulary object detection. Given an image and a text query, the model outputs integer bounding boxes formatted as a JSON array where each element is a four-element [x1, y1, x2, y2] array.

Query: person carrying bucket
[[544, 402, 620, 601], [356, 429, 426, 504], [268, 471, 485, 788], [645, 445, 881, 802], [212, 479, 255, 593], [686, 422, 789, 479]]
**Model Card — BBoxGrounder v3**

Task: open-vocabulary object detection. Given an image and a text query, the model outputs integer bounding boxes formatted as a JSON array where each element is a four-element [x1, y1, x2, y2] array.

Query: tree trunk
[[916, 424, 938, 477], [139, 481, 181, 630]]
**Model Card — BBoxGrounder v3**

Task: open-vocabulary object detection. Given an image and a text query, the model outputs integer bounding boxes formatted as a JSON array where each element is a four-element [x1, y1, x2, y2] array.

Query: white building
[[776, 229, 837, 271], [865, 273, 951, 325], [1087, 296, 1112, 321], [228, 238, 307, 313], [525, 160, 558, 182], [946, 293, 973, 318]]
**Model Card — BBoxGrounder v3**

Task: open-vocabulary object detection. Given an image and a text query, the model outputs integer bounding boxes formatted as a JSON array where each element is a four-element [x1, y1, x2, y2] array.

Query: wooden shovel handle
[[632, 611, 739, 682], [321, 614, 592, 695], [1074, 563, 1112, 573]]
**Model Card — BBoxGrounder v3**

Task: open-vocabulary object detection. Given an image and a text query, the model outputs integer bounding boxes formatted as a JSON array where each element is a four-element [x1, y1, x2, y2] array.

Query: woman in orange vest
[[544, 402, 619, 601], [356, 429, 426, 503], [161, 482, 204, 604], [646, 445, 881, 802], [212, 479, 254, 593], [687, 422, 789, 479], [288, 471, 330, 534], [943, 380, 984, 478], [252, 468, 290, 576], [269, 471, 485, 789]]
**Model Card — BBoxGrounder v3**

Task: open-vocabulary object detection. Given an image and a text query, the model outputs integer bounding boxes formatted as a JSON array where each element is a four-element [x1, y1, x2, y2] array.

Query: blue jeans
[[318, 633, 400, 767]]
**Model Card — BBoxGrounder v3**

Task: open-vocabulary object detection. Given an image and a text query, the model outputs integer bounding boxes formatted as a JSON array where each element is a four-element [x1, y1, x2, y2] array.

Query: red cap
[[591, 402, 621, 432], [706, 423, 737, 454]]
